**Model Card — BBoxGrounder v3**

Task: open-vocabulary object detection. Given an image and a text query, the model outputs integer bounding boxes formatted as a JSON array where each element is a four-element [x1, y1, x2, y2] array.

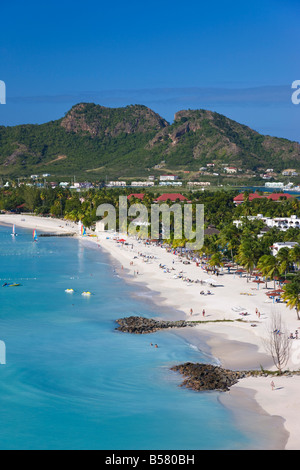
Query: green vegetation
[[0, 103, 299, 179]]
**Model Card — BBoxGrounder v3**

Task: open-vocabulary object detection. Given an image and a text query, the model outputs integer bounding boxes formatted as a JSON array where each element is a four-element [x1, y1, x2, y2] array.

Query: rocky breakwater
[[115, 316, 191, 334], [171, 363, 251, 392]]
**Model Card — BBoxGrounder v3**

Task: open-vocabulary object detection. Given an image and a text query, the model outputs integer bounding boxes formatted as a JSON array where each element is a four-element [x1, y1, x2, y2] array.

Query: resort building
[[159, 181, 183, 187], [233, 192, 294, 205], [233, 214, 300, 232], [272, 242, 299, 256], [106, 181, 127, 187], [159, 175, 179, 181], [154, 193, 188, 203], [265, 182, 284, 189], [233, 193, 264, 205], [187, 182, 211, 187], [282, 169, 298, 177], [131, 181, 155, 187], [224, 167, 238, 174]]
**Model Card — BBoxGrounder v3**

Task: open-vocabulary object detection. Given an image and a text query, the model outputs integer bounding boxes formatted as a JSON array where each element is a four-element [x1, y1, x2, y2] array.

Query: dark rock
[[170, 363, 245, 392], [115, 316, 189, 334]]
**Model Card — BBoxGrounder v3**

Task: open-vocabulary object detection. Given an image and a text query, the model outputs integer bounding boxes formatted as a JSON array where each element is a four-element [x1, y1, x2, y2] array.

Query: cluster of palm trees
[[168, 220, 300, 320]]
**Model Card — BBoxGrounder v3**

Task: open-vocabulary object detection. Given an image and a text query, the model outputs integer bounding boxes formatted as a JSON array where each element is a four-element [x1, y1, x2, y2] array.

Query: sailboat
[[81, 225, 86, 237], [11, 225, 17, 237], [33, 229, 38, 242]]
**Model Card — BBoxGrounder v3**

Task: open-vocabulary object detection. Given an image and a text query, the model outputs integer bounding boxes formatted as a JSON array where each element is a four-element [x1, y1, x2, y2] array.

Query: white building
[[159, 175, 178, 181], [282, 169, 298, 177], [187, 182, 211, 187], [265, 182, 284, 189], [234, 214, 300, 232], [159, 181, 182, 187], [131, 181, 155, 187], [224, 167, 237, 174], [107, 181, 127, 187], [272, 242, 299, 256]]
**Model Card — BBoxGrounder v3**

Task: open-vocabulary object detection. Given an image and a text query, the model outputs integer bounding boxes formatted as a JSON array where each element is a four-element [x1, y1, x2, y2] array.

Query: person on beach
[[271, 381, 275, 391], [202, 309, 205, 317], [190, 309, 193, 316]]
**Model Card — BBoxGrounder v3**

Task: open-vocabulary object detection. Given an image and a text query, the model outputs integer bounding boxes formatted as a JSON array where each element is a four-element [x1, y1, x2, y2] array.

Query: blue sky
[[0, 0, 299, 141]]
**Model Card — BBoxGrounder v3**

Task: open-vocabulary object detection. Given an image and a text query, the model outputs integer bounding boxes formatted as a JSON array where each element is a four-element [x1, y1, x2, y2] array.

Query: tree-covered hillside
[[0, 103, 299, 178]]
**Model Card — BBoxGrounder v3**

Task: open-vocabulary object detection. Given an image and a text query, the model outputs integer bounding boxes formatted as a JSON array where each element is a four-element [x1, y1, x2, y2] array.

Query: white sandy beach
[[1, 213, 300, 450]]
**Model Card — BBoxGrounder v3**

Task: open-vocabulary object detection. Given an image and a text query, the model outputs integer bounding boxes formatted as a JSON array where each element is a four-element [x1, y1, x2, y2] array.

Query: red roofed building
[[234, 192, 294, 205], [233, 193, 264, 205], [155, 193, 188, 203], [127, 193, 145, 201], [267, 193, 294, 201]]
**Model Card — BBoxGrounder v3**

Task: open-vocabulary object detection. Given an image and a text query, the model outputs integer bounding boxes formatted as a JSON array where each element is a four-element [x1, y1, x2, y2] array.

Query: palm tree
[[290, 245, 300, 272], [281, 278, 300, 320], [219, 224, 241, 263], [208, 252, 224, 271], [257, 254, 281, 289], [277, 247, 293, 279], [236, 240, 258, 281]]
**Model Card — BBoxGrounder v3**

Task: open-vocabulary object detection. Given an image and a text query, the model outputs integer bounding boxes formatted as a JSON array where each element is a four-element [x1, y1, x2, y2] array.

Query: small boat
[[82, 291, 92, 296], [33, 229, 38, 242], [65, 289, 74, 293], [2, 283, 21, 287]]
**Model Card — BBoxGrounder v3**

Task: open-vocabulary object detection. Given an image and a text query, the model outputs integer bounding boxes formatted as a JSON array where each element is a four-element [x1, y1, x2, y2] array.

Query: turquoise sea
[[0, 225, 280, 450]]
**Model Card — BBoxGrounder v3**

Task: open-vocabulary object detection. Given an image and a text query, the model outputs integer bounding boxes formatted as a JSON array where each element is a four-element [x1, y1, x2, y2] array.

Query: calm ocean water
[[0, 225, 275, 450]]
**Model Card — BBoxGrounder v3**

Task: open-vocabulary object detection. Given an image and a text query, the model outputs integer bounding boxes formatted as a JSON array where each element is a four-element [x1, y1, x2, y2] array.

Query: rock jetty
[[115, 316, 192, 334], [171, 363, 249, 392]]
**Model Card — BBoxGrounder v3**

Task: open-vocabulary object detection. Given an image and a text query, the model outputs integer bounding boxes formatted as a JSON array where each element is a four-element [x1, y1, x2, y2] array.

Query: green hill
[[0, 103, 299, 179]]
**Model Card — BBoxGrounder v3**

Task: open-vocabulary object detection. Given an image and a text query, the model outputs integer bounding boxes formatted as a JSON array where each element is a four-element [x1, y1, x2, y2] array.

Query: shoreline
[[1, 213, 298, 450]]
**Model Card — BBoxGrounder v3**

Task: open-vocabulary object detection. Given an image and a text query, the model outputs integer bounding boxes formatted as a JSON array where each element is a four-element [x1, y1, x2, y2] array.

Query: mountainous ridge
[[0, 103, 299, 178]]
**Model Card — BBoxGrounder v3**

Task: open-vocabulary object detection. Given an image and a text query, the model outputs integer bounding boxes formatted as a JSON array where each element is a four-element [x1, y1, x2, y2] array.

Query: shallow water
[[0, 225, 278, 449]]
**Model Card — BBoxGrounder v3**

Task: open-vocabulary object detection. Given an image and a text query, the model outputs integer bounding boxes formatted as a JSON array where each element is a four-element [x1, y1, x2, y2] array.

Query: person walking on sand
[[190, 309, 193, 316], [202, 309, 205, 317], [271, 381, 275, 391]]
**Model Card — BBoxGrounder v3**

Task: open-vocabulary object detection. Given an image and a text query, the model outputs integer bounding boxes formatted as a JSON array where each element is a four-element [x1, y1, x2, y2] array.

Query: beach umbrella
[[253, 279, 265, 289]]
